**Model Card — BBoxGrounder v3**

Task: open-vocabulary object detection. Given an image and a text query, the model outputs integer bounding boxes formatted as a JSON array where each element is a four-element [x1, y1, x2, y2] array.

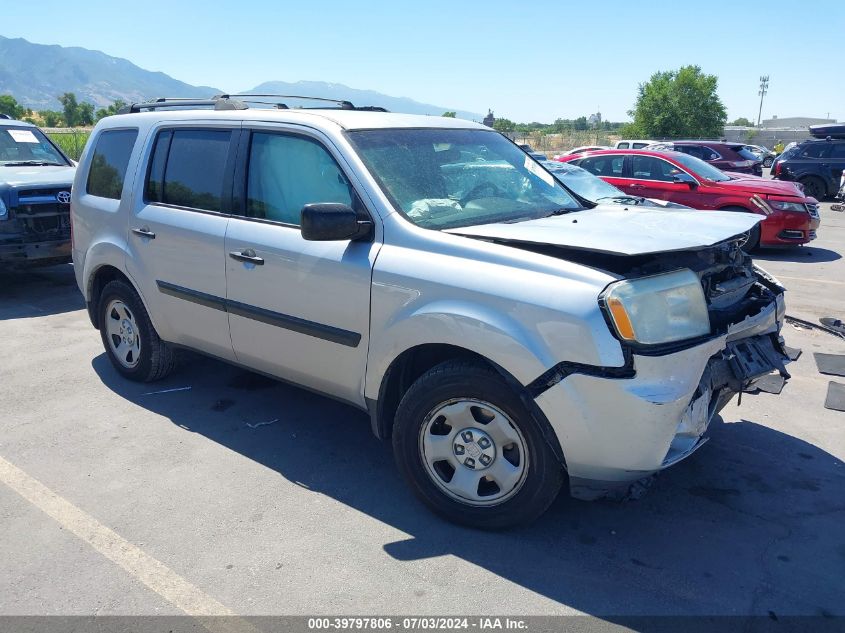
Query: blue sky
[[2, 0, 841, 123]]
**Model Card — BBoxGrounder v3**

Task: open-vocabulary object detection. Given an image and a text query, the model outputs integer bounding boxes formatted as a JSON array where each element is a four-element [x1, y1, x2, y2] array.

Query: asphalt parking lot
[[1, 205, 843, 621]]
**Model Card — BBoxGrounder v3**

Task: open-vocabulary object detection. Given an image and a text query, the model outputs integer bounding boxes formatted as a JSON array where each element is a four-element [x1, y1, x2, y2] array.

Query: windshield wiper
[[2, 161, 65, 167], [543, 207, 576, 217], [595, 195, 645, 205]]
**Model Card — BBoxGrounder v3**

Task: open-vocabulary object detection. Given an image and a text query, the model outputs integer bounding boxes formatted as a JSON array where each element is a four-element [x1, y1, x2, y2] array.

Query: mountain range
[[0, 35, 481, 120]]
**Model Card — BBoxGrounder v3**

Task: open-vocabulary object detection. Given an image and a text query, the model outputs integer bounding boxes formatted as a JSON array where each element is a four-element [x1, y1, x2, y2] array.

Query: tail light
[[773, 162, 782, 177]]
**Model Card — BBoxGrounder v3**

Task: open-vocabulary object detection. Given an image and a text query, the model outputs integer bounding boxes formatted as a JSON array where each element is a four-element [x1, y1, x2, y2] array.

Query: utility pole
[[757, 75, 769, 127]]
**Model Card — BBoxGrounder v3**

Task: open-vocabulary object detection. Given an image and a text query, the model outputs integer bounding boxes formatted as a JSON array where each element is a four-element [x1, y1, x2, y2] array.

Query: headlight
[[769, 200, 806, 213], [0, 197, 7, 220], [602, 269, 710, 345]]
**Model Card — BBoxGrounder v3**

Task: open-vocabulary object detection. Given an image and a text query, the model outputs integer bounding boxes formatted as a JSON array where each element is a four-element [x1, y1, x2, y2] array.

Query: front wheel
[[392, 360, 564, 529], [763, 157, 774, 168], [722, 206, 760, 252]]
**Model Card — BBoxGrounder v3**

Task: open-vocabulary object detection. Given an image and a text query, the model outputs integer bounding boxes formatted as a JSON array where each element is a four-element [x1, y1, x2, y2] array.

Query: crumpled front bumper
[[535, 293, 787, 500]]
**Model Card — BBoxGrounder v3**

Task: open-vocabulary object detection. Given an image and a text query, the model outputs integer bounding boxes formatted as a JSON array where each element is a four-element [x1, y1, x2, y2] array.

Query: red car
[[558, 149, 820, 249]]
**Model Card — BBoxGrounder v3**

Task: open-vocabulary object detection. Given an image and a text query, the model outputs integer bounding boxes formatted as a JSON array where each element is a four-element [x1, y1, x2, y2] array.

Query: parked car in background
[[745, 144, 776, 168], [613, 139, 655, 149], [72, 97, 789, 527], [648, 141, 763, 176], [560, 149, 819, 249], [556, 145, 610, 157], [0, 116, 75, 268], [542, 160, 691, 209], [770, 126, 845, 200], [517, 143, 547, 161]]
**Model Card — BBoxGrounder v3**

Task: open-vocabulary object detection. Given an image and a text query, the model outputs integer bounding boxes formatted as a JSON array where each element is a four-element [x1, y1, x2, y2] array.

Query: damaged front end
[[528, 238, 791, 500], [0, 187, 72, 267]]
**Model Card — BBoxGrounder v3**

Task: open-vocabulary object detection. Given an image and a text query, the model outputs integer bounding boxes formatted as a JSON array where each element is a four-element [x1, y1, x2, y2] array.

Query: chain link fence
[[45, 128, 92, 161]]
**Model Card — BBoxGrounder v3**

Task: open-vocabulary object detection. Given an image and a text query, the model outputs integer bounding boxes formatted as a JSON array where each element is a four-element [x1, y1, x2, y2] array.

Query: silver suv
[[72, 96, 790, 528]]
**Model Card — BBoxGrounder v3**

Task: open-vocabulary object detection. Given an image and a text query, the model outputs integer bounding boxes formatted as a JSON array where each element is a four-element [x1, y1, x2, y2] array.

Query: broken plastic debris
[[245, 418, 279, 429], [142, 386, 192, 396]]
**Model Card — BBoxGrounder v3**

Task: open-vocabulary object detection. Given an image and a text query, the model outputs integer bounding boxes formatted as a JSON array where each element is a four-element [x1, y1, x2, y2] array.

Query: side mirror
[[300, 203, 373, 241], [672, 173, 698, 187]]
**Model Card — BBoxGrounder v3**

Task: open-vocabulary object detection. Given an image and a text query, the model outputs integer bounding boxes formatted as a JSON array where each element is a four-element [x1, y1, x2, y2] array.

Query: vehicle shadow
[[0, 264, 83, 320], [91, 353, 844, 617], [754, 246, 841, 264]]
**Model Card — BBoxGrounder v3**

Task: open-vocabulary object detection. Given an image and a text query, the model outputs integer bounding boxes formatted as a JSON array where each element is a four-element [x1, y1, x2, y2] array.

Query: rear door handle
[[229, 249, 265, 265], [131, 227, 156, 239]]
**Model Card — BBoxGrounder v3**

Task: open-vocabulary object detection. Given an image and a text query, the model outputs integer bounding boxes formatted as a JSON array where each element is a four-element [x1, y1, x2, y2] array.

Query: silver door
[[225, 128, 380, 406]]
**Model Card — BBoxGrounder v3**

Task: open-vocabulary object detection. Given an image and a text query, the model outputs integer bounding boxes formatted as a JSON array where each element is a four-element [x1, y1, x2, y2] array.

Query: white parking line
[[777, 275, 845, 286], [0, 454, 258, 633]]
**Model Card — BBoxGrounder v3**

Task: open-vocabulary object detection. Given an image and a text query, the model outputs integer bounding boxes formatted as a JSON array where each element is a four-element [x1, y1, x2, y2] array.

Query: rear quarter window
[[86, 129, 139, 200]]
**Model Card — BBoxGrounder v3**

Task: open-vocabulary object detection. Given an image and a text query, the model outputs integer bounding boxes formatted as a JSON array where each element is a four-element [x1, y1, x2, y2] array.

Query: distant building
[[761, 115, 836, 129], [588, 112, 602, 128], [482, 109, 495, 127]]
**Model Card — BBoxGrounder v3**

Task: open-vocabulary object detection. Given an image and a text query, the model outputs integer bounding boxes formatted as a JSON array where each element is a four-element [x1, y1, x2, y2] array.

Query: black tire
[[763, 157, 774, 168], [799, 176, 826, 200], [392, 360, 564, 529], [98, 280, 176, 382], [721, 206, 760, 252]]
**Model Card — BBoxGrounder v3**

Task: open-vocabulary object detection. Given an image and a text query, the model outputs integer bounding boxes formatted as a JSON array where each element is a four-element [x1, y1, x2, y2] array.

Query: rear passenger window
[[617, 143, 629, 149], [798, 144, 831, 159], [829, 143, 845, 158], [146, 129, 232, 212], [677, 145, 705, 160], [245, 132, 353, 225], [579, 156, 624, 177], [86, 129, 138, 200]]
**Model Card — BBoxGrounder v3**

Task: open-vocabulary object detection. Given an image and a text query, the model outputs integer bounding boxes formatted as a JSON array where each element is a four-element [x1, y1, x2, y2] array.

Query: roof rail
[[118, 97, 249, 114], [215, 94, 388, 112], [118, 94, 389, 115]]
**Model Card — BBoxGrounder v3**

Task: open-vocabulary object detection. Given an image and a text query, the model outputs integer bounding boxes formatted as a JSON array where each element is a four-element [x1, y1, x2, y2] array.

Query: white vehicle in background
[[71, 95, 790, 528], [613, 139, 656, 149], [555, 145, 610, 157]]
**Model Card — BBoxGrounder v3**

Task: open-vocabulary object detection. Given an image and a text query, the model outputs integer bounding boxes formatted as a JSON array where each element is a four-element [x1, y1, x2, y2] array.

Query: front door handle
[[131, 226, 156, 239], [229, 249, 265, 265], [628, 183, 645, 189]]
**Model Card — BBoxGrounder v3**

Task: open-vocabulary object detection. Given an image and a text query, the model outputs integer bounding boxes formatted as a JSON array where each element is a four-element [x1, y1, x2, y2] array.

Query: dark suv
[[649, 141, 763, 176], [771, 137, 845, 200], [1, 116, 76, 268]]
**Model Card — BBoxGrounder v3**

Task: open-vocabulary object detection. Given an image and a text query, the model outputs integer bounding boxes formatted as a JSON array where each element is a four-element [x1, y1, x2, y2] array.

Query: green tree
[[95, 99, 128, 121], [492, 118, 515, 133], [78, 102, 95, 126], [730, 117, 754, 127], [441, 111, 456, 118], [627, 65, 727, 138], [573, 116, 588, 131], [0, 94, 24, 119], [58, 92, 80, 126], [39, 110, 63, 127]]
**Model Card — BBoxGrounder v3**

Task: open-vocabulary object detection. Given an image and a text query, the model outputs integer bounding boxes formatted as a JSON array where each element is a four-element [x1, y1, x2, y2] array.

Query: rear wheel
[[799, 175, 826, 200], [392, 360, 564, 529], [98, 280, 176, 382], [763, 156, 774, 168]]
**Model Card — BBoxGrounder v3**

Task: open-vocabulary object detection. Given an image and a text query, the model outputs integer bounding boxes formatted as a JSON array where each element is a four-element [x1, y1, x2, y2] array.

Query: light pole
[[757, 75, 769, 127]]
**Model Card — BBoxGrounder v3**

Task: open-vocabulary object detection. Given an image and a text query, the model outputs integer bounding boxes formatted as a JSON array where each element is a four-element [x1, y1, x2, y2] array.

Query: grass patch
[[47, 130, 91, 161]]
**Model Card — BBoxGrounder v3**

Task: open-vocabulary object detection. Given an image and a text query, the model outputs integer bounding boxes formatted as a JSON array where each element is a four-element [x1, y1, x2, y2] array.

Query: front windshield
[[347, 128, 582, 229], [665, 151, 730, 182], [542, 161, 625, 202], [0, 126, 68, 166]]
